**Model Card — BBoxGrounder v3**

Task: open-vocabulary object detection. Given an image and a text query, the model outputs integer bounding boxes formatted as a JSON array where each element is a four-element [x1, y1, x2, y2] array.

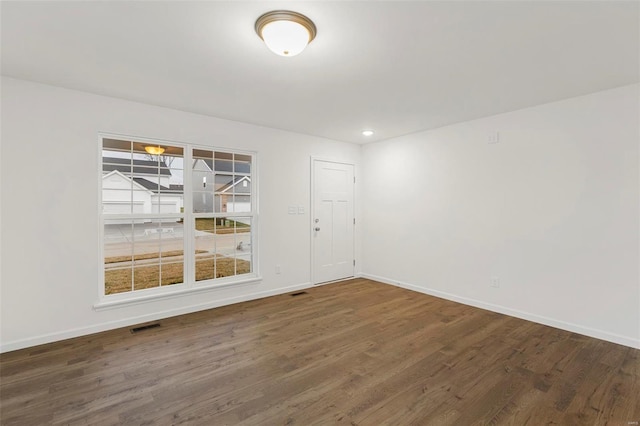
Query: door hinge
[[353, 259, 356, 266], [353, 176, 356, 184], [353, 218, 356, 225]]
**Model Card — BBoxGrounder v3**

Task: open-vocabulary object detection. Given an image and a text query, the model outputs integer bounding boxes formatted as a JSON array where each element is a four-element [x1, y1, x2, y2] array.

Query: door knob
[[314, 227, 320, 231]]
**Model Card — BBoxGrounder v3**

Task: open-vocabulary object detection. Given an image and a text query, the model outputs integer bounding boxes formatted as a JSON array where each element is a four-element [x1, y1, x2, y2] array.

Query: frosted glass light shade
[[261, 21, 310, 56], [255, 11, 317, 57]]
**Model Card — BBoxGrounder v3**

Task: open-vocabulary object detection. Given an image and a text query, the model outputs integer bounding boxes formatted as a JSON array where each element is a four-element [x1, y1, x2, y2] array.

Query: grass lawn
[[195, 218, 250, 234], [105, 250, 205, 264], [105, 253, 250, 295]]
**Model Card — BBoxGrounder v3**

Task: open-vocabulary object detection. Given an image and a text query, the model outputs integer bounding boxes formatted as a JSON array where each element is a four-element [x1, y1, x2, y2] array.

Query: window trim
[[93, 275, 262, 311], [97, 132, 260, 308]]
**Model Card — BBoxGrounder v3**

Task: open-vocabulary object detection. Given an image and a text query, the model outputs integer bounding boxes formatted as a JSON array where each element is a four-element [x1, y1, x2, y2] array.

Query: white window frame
[[96, 133, 260, 310]]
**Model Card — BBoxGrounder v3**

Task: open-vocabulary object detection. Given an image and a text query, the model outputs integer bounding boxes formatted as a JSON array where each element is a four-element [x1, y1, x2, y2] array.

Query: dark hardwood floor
[[1, 278, 638, 425]]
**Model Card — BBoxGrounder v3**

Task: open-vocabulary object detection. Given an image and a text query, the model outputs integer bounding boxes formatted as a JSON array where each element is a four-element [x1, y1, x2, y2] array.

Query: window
[[192, 149, 253, 282], [100, 136, 257, 302]]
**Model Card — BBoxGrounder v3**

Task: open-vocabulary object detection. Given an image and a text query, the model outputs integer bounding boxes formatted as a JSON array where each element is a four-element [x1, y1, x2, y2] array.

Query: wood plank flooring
[[1, 278, 639, 425]]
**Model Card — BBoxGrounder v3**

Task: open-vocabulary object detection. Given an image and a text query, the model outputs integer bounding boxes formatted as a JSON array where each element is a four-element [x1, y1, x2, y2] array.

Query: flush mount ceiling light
[[144, 145, 165, 155], [362, 130, 375, 137], [255, 10, 317, 57]]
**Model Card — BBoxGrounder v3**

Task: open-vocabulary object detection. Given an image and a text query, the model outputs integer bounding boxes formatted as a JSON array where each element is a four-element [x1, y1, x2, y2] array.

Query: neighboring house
[[218, 176, 251, 213], [192, 158, 251, 214], [103, 157, 251, 221], [103, 157, 172, 187], [102, 158, 184, 222]]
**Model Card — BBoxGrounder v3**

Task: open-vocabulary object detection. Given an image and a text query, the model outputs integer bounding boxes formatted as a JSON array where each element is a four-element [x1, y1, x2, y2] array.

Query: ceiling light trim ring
[[255, 10, 317, 43]]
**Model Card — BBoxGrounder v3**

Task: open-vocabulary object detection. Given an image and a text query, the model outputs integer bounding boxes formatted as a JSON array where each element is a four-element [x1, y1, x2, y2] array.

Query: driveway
[[104, 222, 251, 262]]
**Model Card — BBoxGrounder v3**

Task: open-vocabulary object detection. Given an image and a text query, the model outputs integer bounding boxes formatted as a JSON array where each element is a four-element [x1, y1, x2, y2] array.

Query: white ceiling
[[1, 1, 638, 144]]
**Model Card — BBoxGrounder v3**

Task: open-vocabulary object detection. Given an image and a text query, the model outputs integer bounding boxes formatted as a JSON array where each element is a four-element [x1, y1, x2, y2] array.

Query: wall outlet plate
[[491, 276, 500, 288]]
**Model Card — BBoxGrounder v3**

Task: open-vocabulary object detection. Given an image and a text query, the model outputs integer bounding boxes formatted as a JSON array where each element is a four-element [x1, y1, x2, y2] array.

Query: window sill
[[93, 275, 263, 311]]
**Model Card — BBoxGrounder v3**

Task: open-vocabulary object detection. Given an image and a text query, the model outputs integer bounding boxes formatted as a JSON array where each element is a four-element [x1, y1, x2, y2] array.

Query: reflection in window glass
[[104, 220, 133, 295], [102, 138, 185, 296], [104, 219, 185, 294], [194, 218, 252, 282], [102, 138, 255, 298]]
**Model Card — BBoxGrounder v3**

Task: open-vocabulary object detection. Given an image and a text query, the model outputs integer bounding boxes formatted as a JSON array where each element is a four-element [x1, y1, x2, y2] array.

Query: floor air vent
[[130, 322, 161, 334], [290, 291, 308, 297]]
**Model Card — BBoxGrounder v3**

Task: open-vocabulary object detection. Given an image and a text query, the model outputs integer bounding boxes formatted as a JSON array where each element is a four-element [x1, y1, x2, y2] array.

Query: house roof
[[131, 179, 185, 194], [193, 159, 249, 174], [132, 178, 170, 192], [103, 170, 153, 193], [103, 157, 171, 176], [103, 170, 184, 196], [217, 176, 251, 194]]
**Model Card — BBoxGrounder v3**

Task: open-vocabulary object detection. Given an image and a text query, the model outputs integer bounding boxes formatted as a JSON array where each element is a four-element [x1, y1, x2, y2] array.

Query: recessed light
[[362, 130, 374, 136]]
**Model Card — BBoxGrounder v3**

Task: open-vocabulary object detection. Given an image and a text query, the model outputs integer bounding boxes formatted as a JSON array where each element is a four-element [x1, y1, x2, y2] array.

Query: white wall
[[0, 77, 362, 352], [2, 77, 638, 352], [362, 84, 640, 349]]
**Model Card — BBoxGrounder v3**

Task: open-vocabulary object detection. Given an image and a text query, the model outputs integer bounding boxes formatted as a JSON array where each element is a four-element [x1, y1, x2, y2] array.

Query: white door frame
[[310, 157, 356, 285]]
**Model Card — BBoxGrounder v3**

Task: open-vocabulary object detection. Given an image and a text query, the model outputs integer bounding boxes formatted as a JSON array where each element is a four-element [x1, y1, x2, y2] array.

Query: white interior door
[[312, 159, 354, 284]]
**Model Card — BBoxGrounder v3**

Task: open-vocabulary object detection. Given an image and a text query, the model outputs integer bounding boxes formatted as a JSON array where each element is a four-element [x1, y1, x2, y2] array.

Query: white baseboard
[[5, 276, 637, 352], [361, 273, 640, 350], [0, 282, 312, 353], [313, 275, 360, 286]]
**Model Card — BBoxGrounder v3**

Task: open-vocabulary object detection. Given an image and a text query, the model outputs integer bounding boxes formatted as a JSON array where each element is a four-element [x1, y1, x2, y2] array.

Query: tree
[[145, 154, 175, 168]]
